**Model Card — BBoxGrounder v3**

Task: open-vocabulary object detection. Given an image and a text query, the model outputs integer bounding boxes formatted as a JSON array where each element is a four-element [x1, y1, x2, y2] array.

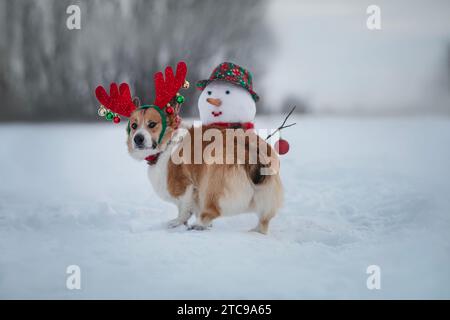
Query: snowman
[[196, 62, 291, 155], [196, 62, 258, 129]]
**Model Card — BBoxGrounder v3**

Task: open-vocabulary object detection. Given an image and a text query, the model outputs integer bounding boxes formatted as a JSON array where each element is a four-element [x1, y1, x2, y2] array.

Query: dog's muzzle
[[134, 133, 145, 149]]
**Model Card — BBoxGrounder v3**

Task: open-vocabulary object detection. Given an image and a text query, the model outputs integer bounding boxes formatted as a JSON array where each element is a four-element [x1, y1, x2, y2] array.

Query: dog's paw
[[248, 227, 267, 235], [167, 218, 185, 229], [248, 224, 269, 235], [187, 224, 208, 231]]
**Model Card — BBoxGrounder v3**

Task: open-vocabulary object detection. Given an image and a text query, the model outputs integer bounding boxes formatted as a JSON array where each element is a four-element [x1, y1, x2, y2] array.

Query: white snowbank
[[0, 116, 449, 298]]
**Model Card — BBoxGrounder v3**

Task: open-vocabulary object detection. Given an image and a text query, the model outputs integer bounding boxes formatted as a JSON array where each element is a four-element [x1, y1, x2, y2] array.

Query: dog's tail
[[245, 141, 280, 185], [247, 163, 267, 185]]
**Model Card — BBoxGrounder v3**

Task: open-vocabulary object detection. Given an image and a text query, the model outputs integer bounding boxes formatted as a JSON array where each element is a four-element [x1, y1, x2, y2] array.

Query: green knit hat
[[196, 62, 259, 102]]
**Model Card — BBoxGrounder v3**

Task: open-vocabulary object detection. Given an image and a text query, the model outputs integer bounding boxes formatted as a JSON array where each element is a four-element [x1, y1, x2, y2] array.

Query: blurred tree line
[[0, 0, 274, 121]]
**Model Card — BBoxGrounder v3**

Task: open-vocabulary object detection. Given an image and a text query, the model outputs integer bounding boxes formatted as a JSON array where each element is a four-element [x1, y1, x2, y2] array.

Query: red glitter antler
[[95, 83, 137, 118], [153, 61, 187, 108]]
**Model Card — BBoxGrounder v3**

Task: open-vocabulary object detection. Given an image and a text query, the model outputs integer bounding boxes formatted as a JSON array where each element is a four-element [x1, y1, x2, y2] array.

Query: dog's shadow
[[128, 220, 191, 234]]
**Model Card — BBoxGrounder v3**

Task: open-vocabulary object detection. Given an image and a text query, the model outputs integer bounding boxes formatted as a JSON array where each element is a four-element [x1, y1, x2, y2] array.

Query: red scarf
[[209, 122, 254, 130]]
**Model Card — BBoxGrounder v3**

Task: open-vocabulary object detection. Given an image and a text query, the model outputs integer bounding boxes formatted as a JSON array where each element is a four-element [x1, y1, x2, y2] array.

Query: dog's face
[[127, 107, 174, 161]]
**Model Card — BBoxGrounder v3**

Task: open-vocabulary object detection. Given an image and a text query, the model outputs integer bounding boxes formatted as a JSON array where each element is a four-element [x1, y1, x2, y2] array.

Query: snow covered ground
[[0, 116, 449, 299]]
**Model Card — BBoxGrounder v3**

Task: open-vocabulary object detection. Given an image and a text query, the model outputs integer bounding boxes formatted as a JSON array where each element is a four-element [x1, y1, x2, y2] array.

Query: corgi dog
[[127, 106, 283, 234], [94, 61, 283, 234]]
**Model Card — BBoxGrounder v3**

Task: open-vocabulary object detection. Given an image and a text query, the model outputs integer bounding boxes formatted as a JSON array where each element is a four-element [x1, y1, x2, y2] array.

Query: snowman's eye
[[225, 90, 230, 95], [207, 91, 212, 95]]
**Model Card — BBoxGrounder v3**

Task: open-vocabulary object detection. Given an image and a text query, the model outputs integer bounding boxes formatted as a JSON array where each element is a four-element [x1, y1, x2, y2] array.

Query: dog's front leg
[[167, 186, 194, 228], [167, 207, 192, 228]]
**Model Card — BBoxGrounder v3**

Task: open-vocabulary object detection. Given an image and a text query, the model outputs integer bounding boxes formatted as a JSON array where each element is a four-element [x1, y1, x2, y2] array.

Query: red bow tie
[[145, 153, 160, 166]]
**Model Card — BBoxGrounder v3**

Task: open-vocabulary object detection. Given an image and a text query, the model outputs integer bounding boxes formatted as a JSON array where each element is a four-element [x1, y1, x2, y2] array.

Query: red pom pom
[[275, 139, 289, 155], [113, 116, 121, 124], [166, 106, 174, 115]]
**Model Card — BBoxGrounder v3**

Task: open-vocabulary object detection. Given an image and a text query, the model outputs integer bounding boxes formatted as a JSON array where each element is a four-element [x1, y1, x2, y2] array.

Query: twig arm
[[265, 106, 297, 141]]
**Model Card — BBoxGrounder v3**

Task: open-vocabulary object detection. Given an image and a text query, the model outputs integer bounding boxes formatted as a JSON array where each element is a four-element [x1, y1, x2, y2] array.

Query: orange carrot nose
[[206, 98, 222, 107]]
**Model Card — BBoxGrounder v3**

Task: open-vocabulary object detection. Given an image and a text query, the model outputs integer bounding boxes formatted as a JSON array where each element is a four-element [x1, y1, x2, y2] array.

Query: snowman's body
[[197, 81, 256, 125]]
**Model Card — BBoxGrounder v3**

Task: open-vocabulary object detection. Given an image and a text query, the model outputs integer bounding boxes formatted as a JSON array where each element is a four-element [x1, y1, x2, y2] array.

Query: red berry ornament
[[275, 139, 289, 155], [166, 106, 174, 115], [113, 116, 121, 123]]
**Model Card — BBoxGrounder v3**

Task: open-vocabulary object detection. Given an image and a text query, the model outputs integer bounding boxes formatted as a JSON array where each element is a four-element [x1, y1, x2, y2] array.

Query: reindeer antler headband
[[94, 61, 189, 143]]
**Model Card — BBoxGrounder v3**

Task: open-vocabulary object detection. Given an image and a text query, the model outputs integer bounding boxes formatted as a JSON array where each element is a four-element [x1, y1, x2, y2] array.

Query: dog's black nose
[[134, 134, 145, 147]]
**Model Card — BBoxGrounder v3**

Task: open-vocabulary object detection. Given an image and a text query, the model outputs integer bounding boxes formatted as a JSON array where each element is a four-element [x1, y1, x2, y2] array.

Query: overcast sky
[[264, 0, 450, 114]]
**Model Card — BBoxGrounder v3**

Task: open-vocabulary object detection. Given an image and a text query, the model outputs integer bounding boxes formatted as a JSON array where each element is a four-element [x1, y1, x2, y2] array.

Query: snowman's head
[[198, 81, 256, 125]]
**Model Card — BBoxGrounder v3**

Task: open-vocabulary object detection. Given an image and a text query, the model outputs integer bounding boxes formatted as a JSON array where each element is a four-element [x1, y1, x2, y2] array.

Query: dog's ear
[[132, 97, 141, 108]]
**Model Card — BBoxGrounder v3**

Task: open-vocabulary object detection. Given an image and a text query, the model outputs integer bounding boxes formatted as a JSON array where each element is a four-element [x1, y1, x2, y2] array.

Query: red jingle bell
[[166, 106, 174, 115], [113, 116, 121, 124], [275, 139, 289, 155]]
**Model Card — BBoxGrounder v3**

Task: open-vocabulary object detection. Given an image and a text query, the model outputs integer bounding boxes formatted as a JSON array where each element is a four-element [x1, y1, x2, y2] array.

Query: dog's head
[[94, 61, 188, 161], [127, 105, 179, 161]]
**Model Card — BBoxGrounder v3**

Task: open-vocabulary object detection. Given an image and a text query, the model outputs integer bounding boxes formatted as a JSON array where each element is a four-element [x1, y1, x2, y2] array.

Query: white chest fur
[[146, 131, 184, 203], [147, 150, 173, 203]]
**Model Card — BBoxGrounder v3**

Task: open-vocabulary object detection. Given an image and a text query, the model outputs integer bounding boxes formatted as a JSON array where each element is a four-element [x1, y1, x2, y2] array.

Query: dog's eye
[[207, 91, 212, 95], [131, 123, 138, 130], [148, 121, 157, 129], [225, 90, 230, 94]]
